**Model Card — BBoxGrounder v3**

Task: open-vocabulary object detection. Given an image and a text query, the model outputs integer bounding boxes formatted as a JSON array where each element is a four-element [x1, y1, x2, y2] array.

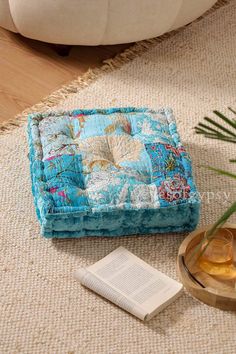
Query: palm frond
[[228, 107, 236, 115], [192, 108, 236, 262], [195, 107, 236, 146], [203, 116, 236, 137], [195, 108, 236, 163], [203, 165, 236, 180], [213, 110, 236, 130]]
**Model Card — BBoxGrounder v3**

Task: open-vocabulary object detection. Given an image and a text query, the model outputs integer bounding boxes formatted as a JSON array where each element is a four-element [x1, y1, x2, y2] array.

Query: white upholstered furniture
[[0, 0, 217, 45]]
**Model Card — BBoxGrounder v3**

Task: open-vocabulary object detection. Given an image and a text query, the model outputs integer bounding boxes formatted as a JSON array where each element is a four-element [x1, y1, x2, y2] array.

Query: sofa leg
[[54, 44, 72, 57]]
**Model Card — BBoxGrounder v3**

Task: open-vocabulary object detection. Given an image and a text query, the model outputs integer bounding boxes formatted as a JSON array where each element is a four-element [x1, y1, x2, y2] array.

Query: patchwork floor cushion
[[28, 107, 200, 238]]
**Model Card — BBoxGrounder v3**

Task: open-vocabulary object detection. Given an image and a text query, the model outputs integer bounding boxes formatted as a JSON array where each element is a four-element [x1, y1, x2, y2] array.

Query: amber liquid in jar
[[198, 229, 236, 279]]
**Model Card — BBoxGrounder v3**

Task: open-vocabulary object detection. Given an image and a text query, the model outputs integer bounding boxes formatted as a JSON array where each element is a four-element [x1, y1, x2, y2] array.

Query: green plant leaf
[[203, 165, 236, 179], [190, 202, 236, 262], [205, 202, 236, 238], [195, 108, 236, 146], [202, 136, 236, 143], [213, 110, 236, 129], [228, 107, 236, 115], [192, 107, 236, 265], [204, 116, 236, 137], [198, 122, 224, 135]]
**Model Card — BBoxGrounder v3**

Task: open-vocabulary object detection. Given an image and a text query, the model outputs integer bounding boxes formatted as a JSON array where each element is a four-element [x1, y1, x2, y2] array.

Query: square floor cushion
[[28, 107, 200, 238]]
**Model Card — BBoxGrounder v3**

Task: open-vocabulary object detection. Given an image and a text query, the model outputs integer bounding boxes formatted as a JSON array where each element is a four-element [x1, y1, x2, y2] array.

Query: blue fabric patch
[[28, 107, 200, 238]]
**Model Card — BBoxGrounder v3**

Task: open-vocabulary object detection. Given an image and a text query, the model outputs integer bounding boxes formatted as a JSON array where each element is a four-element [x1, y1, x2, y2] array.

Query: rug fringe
[[0, 0, 230, 134]]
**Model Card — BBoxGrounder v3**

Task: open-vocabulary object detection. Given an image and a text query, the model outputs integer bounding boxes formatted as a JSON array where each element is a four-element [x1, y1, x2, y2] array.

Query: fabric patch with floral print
[[28, 107, 200, 238]]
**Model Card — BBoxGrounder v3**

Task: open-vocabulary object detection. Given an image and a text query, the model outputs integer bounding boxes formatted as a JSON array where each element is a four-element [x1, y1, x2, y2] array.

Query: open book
[[74, 247, 183, 321]]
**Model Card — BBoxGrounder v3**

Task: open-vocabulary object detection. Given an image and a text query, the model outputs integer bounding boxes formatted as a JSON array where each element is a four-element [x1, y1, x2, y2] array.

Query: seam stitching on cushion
[[29, 109, 200, 219], [164, 108, 194, 181]]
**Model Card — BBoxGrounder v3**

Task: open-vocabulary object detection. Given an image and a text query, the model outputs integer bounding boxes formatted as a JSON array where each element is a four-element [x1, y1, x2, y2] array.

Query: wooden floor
[[0, 27, 130, 123]]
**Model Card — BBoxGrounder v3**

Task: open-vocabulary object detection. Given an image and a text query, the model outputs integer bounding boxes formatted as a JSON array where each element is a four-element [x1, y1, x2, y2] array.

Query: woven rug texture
[[1, 1, 236, 353]]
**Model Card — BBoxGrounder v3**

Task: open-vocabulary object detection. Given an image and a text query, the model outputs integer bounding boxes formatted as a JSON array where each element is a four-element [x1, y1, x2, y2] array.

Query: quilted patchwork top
[[28, 107, 199, 218]]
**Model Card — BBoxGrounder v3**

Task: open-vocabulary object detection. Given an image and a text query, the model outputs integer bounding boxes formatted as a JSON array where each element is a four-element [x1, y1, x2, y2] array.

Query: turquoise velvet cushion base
[[28, 107, 200, 238]]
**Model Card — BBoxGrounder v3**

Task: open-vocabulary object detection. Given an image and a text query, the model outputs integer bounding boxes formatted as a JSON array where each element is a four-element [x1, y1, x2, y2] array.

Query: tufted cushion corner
[[28, 107, 200, 238]]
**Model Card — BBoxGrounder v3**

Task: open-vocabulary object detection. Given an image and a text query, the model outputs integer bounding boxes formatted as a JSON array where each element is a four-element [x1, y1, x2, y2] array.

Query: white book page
[[75, 247, 183, 320], [76, 268, 146, 320]]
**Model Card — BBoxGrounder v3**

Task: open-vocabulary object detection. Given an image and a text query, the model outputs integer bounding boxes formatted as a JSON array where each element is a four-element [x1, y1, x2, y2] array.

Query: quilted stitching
[[28, 107, 200, 238]]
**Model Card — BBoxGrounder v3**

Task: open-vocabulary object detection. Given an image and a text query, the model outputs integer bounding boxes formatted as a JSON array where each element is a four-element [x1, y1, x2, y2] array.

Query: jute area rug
[[1, 1, 236, 353]]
